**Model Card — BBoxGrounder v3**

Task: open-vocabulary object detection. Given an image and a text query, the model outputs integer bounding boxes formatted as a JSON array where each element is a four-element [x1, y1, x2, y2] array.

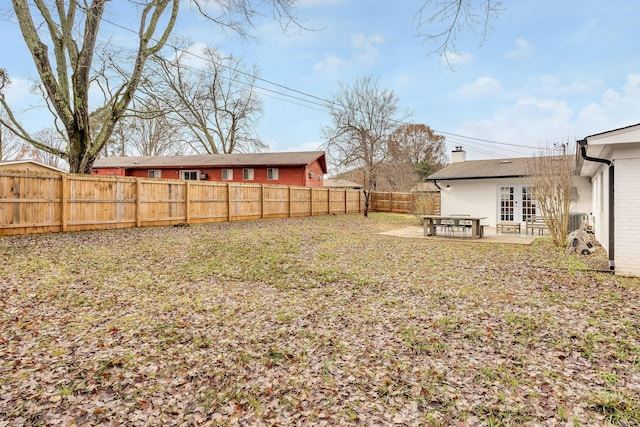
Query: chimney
[[451, 146, 466, 163]]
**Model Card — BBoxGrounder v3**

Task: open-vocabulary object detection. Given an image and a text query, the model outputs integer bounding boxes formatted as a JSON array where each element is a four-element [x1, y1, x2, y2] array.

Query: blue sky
[[2, 1, 640, 162]]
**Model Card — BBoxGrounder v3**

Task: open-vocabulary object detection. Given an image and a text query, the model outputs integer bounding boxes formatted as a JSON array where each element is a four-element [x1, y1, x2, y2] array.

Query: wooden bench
[[496, 221, 521, 234], [526, 217, 547, 235]]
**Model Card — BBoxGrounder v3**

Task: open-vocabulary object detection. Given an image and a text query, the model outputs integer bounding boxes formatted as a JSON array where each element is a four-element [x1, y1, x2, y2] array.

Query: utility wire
[[2, 6, 544, 157], [93, 10, 540, 156]]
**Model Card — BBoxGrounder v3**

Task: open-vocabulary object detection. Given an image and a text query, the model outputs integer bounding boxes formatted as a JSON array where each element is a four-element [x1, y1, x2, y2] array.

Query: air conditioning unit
[[200, 173, 208, 180]]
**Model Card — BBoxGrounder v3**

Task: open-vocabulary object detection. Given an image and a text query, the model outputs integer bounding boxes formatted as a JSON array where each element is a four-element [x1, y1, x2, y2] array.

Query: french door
[[499, 185, 537, 223]]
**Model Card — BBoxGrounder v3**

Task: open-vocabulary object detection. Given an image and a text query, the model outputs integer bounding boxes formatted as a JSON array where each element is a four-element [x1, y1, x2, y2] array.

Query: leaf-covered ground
[[1, 213, 639, 426]]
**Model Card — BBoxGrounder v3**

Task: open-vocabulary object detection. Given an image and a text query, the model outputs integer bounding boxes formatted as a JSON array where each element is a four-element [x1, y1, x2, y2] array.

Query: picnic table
[[422, 215, 487, 239]]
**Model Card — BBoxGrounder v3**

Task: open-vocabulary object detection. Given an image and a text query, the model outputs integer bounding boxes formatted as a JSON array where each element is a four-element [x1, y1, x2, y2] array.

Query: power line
[[2, 6, 546, 156], [435, 129, 540, 150], [93, 10, 542, 155]]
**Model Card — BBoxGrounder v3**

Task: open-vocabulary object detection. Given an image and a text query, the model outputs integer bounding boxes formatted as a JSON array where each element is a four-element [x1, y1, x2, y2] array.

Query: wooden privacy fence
[[0, 172, 365, 236], [370, 191, 441, 215]]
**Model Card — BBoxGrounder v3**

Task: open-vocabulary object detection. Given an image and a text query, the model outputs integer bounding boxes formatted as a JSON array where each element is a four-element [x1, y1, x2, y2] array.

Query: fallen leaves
[[1, 213, 639, 426]]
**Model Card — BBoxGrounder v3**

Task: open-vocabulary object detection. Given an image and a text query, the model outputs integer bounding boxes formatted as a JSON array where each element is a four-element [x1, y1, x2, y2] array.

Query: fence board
[[290, 187, 312, 217], [370, 190, 440, 215], [1, 172, 431, 236]]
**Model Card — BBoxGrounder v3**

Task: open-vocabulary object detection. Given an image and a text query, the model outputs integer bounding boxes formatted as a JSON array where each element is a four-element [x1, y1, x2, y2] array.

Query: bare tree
[[146, 44, 265, 154], [1, 1, 299, 173], [526, 149, 575, 247], [415, 0, 502, 68], [32, 128, 69, 170], [0, 68, 22, 161], [386, 123, 446, 190], [322, 75, 409, 216], [0, 125, 23, 161], [1, 1, 180, 173], [103, 118, 129, 158], [127, 103, 186, 156]]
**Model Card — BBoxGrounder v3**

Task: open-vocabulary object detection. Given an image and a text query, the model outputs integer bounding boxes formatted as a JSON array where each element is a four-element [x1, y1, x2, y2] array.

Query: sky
[[2, 1, 640, 164]]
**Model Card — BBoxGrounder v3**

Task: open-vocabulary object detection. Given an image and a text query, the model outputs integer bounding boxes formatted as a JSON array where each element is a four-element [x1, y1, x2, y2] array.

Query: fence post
[[227, 183, 232, 222], [288, 186, 292, 217], [389, 192, 393, 213], [61, 174, 68, 232], [344, 189, 348, 213], [185, 181, 190, 223], [135, 178, 142, 227], [310, 187, 314, 216], [260, 184, 265, 218]]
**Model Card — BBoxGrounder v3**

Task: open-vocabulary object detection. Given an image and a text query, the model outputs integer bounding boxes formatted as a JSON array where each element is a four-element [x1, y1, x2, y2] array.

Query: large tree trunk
[[7, 1, 179, 174], [363, 189, 371, 217]]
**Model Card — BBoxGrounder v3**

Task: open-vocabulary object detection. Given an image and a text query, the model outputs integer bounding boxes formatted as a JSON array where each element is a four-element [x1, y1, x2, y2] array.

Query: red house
[[92, 151, 327, 187]]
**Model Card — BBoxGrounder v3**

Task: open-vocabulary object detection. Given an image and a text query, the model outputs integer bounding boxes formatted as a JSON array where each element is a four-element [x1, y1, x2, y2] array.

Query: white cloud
[[506, 38, 533, 59], [455, 97, 578, 156], [577, 73, 640, 130], [537, 75, 602, 96], [2, 77, 57, 134], [451, 75, 640, 158], [456, 76, 502, 97], [311, 33, 383, 76], [351, 33, 384, 64], [171, 42, 213, 69], [442, 51, 473, 67], [4, 77, 34, 105], [297, 0, 344, 6], [515, 97, 574, 120], [313, 54, 345, 76]]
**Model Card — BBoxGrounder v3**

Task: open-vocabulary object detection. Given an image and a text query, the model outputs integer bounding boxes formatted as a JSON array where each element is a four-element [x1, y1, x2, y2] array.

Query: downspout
[[577, 139, 615, 270], [430, 179, 442, 191]]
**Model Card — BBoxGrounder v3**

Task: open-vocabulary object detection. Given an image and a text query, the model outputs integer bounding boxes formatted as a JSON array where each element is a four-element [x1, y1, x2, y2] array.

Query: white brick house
[[427, 148, 592, 231], [577, 123, 640, 277]]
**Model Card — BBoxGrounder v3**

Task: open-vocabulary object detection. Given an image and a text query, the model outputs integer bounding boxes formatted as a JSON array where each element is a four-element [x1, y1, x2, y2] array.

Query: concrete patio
[[378, 226, 541, 245]]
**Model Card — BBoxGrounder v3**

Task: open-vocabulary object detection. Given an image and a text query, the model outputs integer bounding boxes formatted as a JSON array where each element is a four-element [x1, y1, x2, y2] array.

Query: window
[[179, 170, 199, 180], [242, 168, 254, 180], [521, 186, 537, 219], [267, 168, 279, 180], [499, 186, 514, 221], [222, 169, 233, 181], [148, 169, 161, 179]]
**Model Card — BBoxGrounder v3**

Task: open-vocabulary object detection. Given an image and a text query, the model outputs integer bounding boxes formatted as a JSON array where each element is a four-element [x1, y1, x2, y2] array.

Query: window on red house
[[267, 168, 279, 180], [242, 168, 254, 180], [180, 170, 199, 180]]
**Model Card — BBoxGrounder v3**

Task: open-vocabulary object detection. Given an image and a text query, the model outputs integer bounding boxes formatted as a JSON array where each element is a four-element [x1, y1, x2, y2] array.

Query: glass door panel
[[500, 186, 514, 221]]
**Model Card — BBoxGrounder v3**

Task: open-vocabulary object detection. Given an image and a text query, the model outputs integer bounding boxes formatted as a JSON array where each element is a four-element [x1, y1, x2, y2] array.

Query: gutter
[[577, 139, 615, 270]]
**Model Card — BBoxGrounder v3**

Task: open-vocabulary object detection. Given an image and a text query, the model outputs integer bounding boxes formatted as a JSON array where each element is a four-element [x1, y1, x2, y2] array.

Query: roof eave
[[430, 174, 527, 181]]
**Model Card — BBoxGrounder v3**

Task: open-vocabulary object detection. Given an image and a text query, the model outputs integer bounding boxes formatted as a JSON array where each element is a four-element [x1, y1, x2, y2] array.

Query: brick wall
[[614, 158, 640, 277]]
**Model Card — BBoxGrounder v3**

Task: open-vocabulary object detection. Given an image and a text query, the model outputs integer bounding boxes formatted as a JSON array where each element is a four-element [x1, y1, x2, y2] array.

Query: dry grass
[[1, 213, 639, 426]]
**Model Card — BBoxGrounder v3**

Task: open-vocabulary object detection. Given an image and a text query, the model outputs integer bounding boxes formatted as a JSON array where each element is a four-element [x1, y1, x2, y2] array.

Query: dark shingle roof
[[427, 157, 534, 180], [324, 178, 362, 189], [93, 151, 327, 173]]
